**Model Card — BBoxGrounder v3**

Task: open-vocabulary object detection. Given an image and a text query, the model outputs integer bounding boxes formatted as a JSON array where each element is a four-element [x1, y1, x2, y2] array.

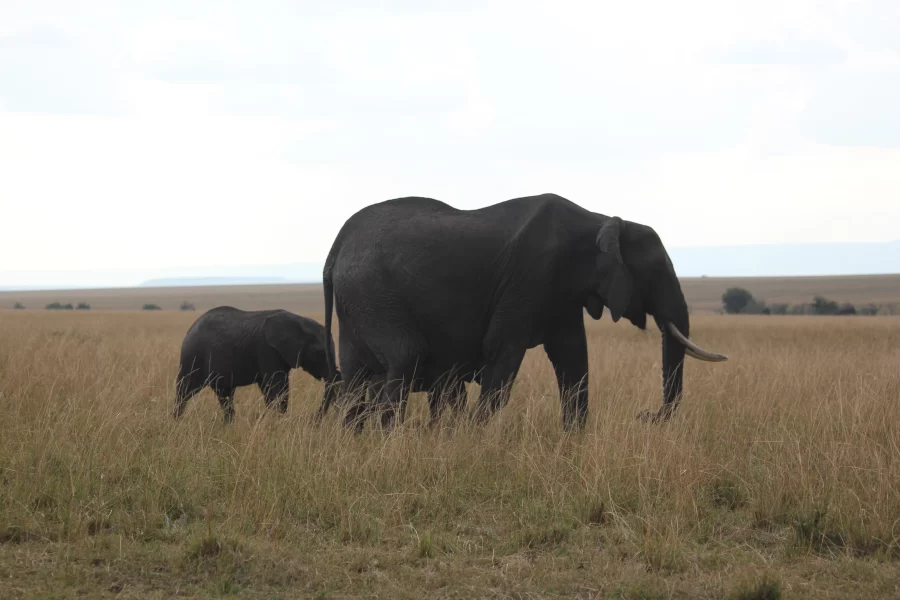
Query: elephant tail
[[323, 253, 337, 383], [314, 244, 344, 422]]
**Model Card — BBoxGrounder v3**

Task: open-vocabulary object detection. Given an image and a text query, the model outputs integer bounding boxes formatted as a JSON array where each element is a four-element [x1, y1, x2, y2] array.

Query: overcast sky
[[2, 0, 899, 286]]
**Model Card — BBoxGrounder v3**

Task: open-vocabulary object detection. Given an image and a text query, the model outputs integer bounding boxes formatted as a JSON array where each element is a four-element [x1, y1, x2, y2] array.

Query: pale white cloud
[[124, 77, 222, 117], [1, 0, 899, 285], [648, 143, 900, 246], [321, 14, 474, 84], [486, 140, 900, 249], [0, 109, 343, 271], [128, 19, 230, 67], [445, 79, 496, 138]]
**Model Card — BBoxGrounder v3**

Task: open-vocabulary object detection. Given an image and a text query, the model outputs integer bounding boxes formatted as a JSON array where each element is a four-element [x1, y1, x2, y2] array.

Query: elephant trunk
[[660, 321, 686, 420], [649, 288, 727, 422]]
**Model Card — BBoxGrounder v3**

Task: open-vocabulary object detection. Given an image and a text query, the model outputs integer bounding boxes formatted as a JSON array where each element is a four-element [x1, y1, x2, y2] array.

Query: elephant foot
[[341, 405, 369, 433], [636, 405, 677, 424], [378, 414, 399, 436], [562, 411, 588, 432], [468, 405, 493, 427], [562, 422, 587, 433], [428, 416, 460, 436], [636, 410, 657, 423]]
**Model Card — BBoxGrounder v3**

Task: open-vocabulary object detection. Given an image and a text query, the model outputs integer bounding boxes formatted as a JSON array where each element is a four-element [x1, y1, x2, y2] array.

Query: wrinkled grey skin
[[318, 193, 726, 432], [173, 306, 341, 423]]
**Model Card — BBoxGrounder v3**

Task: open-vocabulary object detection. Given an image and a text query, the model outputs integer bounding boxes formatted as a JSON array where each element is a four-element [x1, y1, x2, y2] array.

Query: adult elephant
[[173, 306, 341, 423], [318, 193, 727, 431]]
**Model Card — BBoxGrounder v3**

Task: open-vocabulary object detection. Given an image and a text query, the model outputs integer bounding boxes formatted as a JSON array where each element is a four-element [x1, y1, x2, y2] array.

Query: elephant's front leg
[[260, 371, 290, 414], [544, 315, 590, 431], [471, 347, 526, 425]]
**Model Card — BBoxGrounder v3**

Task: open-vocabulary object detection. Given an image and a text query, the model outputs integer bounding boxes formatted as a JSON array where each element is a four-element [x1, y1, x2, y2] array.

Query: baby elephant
[[173, 306, 341, 423]]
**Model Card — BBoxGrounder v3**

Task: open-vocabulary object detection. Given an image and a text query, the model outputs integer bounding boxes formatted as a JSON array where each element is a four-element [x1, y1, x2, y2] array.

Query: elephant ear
[[595, 216, 634, 322], [263, 312, 305, 369]]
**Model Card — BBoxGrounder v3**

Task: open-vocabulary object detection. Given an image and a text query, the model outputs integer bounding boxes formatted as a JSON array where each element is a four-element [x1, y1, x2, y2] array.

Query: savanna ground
[[1, 281, 899, 598]]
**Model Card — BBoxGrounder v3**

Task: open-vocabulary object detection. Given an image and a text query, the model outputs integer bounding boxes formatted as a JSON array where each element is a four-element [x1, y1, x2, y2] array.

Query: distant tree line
[[721, 287, 898, 316], [43, 302, 91, 310], [140, 302, 196, 310], [9, 300, 198, 311]]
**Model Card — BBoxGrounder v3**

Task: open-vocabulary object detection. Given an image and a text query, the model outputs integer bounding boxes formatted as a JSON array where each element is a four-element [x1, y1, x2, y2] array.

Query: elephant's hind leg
[[341, 378, 379, 432], [331, 347, 378, 432], [172, 366, 203, 420], [172, 386, 197, 420], [315, 373, 343, 422], [377, 363, 420, 432], [447, 379, 469, 419]]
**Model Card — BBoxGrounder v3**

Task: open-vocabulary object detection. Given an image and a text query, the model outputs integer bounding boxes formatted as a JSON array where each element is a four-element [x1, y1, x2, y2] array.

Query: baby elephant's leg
[[260, 371, 290, 414], [215, 386, 236, 423]]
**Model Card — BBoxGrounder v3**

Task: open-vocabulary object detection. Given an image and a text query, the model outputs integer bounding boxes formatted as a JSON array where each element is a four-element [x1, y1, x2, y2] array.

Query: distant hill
[[0, 262, 324, 291], [1, 242, 897, 291], [138, 240, 900, 285], [138, 240, 900, 286], [139, 276, 290, 287]]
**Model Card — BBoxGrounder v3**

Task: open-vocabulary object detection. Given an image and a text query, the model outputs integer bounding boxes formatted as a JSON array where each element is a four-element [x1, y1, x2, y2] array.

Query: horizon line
[[4, 271, 900, 294]]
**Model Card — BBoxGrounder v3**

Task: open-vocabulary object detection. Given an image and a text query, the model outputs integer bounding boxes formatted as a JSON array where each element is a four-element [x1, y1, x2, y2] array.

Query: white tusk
[[666, 322, 728, 362]]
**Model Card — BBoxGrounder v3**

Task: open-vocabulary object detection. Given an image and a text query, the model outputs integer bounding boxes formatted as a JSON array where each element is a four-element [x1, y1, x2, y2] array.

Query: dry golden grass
[[1, 309, 899, 598], [4, 272, 900, 314]]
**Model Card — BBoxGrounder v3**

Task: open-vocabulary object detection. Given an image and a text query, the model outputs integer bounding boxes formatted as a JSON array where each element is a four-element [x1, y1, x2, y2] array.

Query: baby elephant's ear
[[263, 313, 304, 369]]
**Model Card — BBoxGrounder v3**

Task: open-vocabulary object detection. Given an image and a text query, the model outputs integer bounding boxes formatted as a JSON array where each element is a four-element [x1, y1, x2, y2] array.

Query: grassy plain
[[679, 274, 900, 312], [4, 273, 900, 314], [1, 282, 899, 598]]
